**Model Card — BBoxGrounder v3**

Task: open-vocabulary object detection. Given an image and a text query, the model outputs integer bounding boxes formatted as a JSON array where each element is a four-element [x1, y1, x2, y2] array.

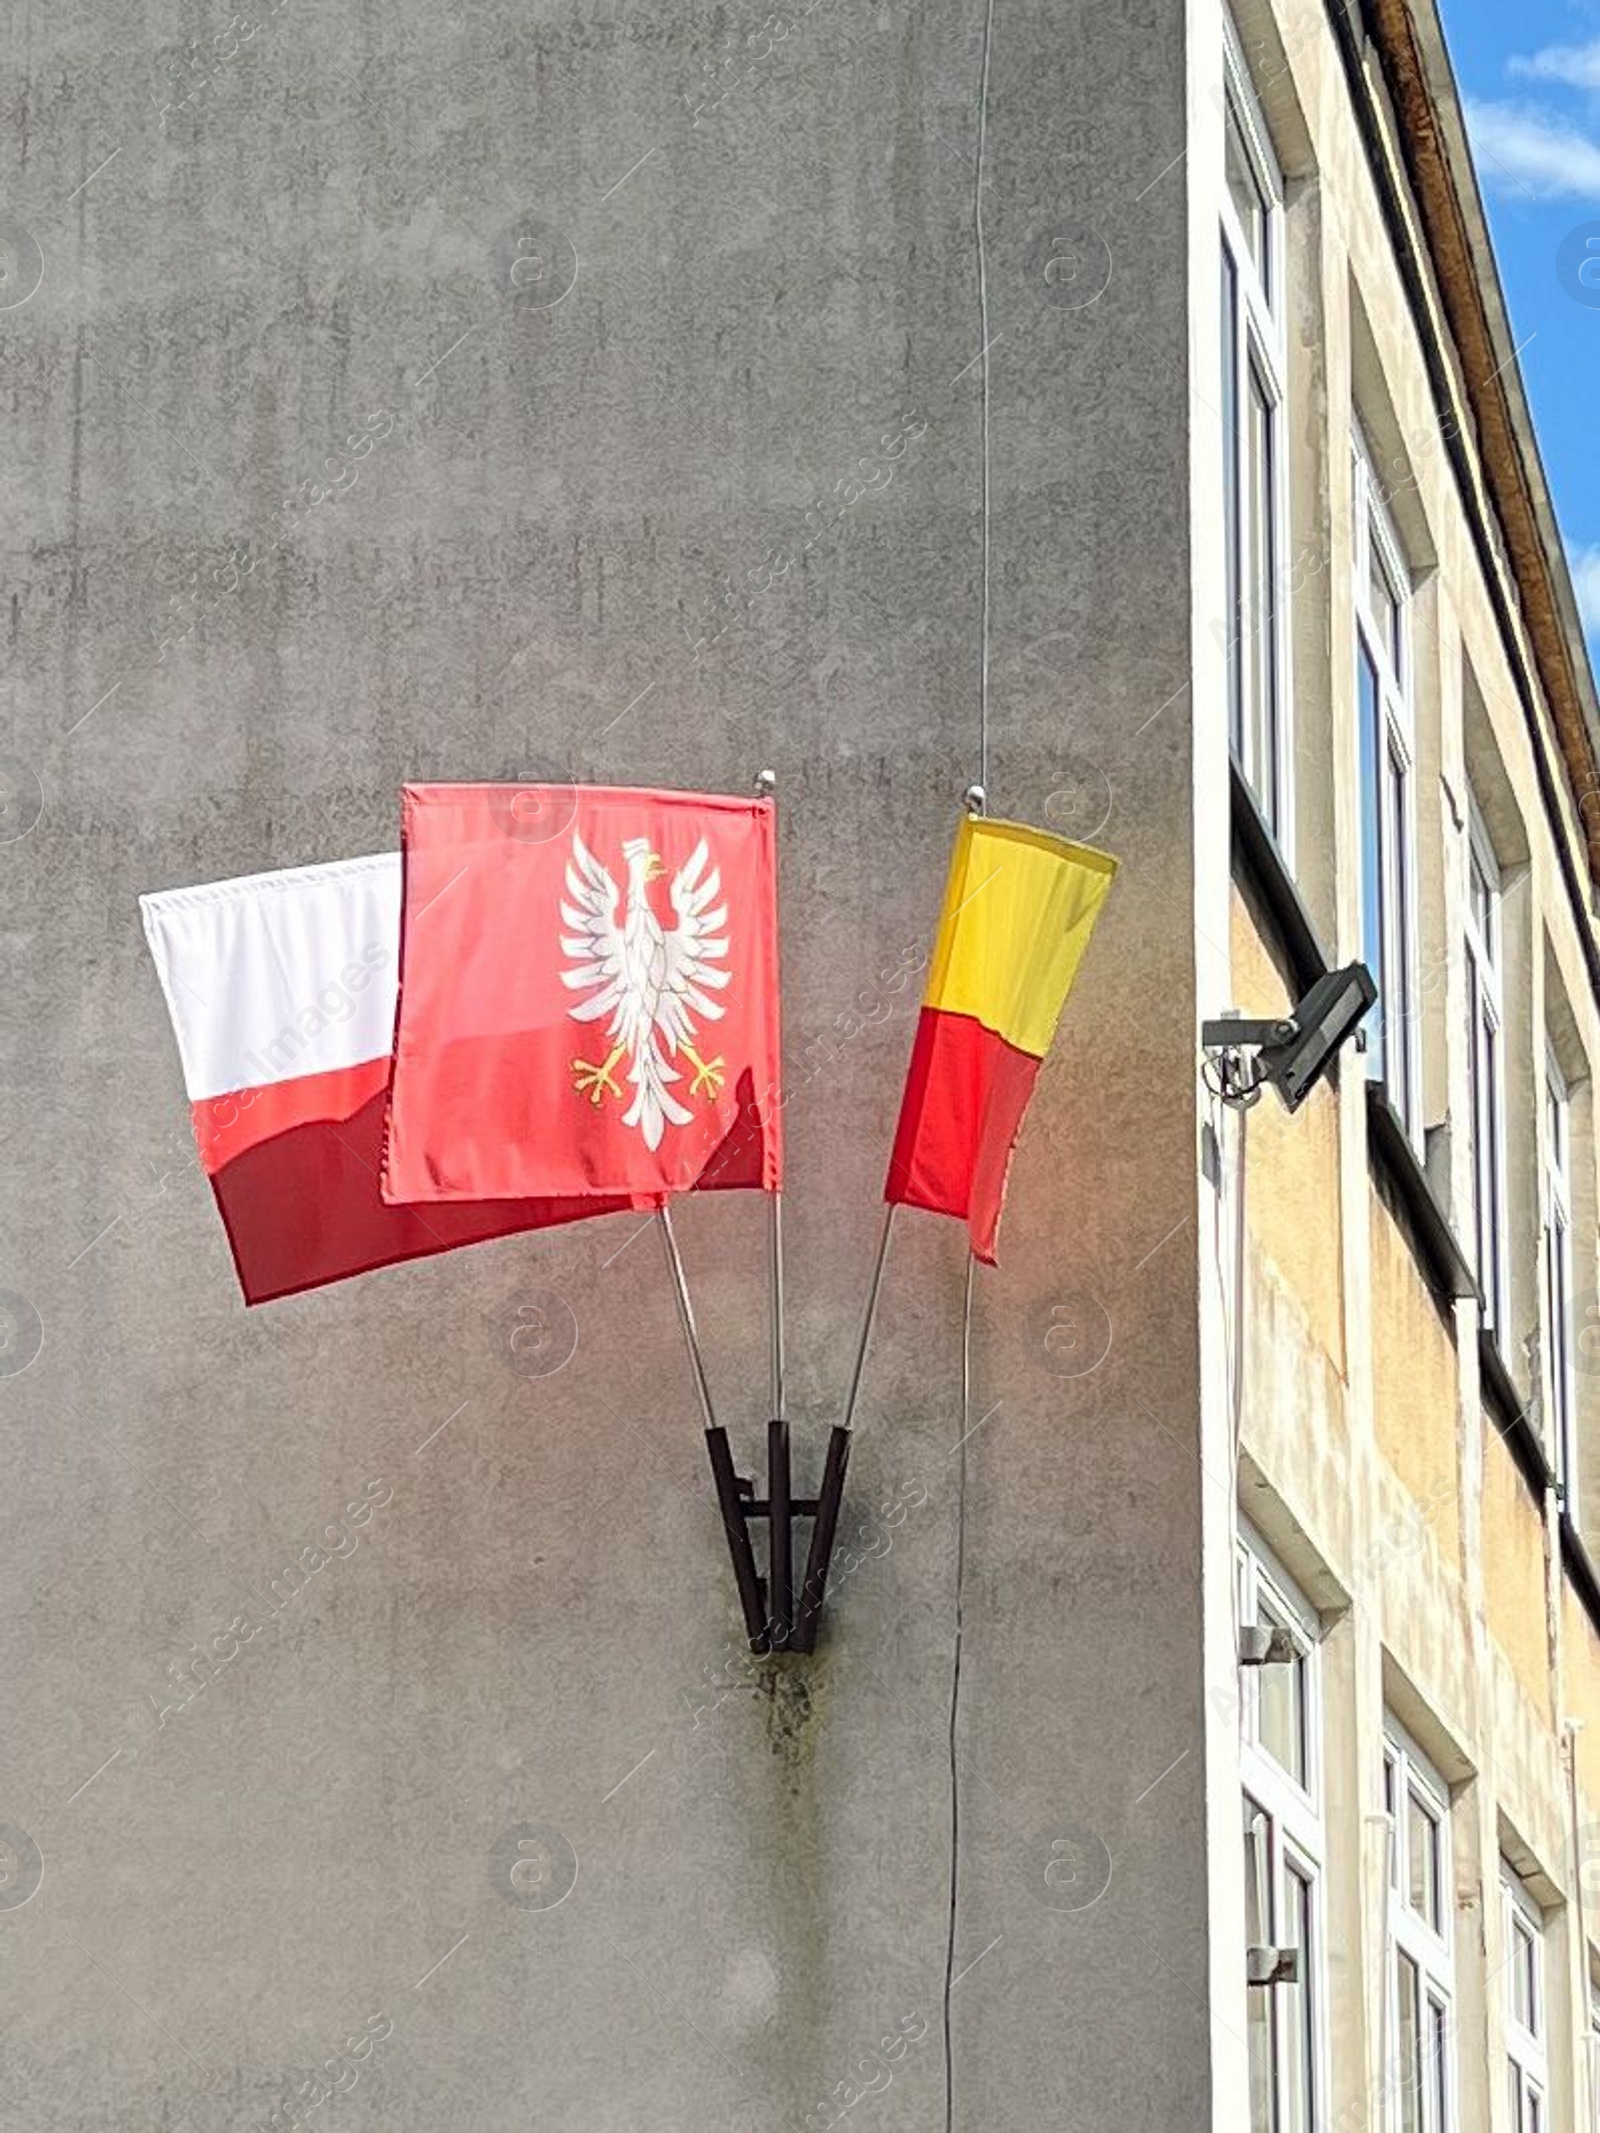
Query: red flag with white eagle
[[381, 784, 782, 1204], [140, 854, 649, 1305]]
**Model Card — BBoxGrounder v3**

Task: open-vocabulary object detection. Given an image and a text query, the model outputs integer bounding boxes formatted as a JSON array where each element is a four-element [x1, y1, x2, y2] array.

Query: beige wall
[[1216, 0, 1600, 2126]]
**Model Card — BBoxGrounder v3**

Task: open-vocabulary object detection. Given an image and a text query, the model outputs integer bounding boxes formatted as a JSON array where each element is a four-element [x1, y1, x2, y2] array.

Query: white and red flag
[[381, 784, 782, 1205], [141, 854, 647, 1305]]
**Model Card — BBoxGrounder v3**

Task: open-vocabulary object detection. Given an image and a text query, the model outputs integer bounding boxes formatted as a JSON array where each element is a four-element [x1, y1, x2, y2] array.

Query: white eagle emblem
[[559, 833, 732, 1149]]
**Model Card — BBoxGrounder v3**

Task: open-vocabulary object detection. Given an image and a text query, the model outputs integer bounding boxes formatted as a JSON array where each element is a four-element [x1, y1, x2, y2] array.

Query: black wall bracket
[[704, 1421, 852, 1652]]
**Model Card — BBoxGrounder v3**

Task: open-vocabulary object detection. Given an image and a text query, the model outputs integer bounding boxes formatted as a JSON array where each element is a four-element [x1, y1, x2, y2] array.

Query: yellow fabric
[[923, 816, 1119, 1058]]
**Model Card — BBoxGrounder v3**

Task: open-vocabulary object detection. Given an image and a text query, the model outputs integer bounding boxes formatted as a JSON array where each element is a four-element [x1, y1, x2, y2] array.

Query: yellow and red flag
[[382, 784, 782, 1205], [885, 815, 1118, 1262]]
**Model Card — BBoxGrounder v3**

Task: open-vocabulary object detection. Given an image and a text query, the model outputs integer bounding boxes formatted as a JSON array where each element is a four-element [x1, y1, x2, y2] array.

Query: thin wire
[[942, 1250, 975, 2133], [973, 0, 995, 795]]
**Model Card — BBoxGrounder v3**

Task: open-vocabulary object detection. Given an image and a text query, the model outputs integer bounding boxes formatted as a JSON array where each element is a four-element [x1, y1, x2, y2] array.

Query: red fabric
[[884, 1007, 1042, 1264], [194, 1060, 646, 1306], [382, 785, 782, 1203]]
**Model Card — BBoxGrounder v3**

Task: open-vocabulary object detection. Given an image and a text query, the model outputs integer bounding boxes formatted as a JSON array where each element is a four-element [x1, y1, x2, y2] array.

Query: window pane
[[1257, 1605, 1306, 1784], [1243, 358, 1279, 824], [1282, 1867, 1315, 2133], [1385, 736, 1415, 1121], [1384, 1750, 1398, 1878], [1369, 522, 1402, 672], [1222, 248, 1242, 763], [1511, 1919, 1534, 2028], [1469, 841, 1493, 943], [1398, 1950, 1423, 2133], [1244, 1800, 1270, 1947], [1428, 1995, 1450, 2133], [1245, 1804, 1273, 2133], [1484, 1015, 1502, 1319], [1226, 97, 1269, 284], [1406, 1786, 1442, 1931], [1359, 642, 1386, 1082]]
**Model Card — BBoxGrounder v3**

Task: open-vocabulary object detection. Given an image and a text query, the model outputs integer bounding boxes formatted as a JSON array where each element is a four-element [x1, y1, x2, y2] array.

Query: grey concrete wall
[[0, 0, 1208, 2125]]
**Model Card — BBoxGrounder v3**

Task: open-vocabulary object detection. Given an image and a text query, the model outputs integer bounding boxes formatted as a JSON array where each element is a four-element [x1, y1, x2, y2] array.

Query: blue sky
[[1439, 0, 1600, 664]]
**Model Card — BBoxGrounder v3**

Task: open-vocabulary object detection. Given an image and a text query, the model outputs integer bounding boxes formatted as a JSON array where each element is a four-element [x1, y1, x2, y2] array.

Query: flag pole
[[841, 1203, 896, 1432], [661, 1201, 771, 1649], [768, 1195, 785, 1420], [656, 1205, 717, 1433], [756, 767, 785, 1423]]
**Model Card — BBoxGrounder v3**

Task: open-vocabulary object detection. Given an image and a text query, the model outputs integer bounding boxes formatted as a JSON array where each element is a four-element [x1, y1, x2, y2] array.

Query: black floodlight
[[1202, 961, 1377, 1113]]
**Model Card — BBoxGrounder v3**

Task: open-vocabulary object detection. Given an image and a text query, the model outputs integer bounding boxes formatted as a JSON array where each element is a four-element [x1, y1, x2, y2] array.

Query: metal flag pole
[[756, 767, 795, 1644], [660, 1202, 770, 1647], [656, 1204, 717, 1433], [756, 766, 785, 1425], [840, 1203, 896, 1435]]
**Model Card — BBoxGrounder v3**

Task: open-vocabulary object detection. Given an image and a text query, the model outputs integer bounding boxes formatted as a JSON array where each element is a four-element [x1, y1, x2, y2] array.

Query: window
[[1220, 16, 1289, 840], [1464, 800, 1506, 1333], [1240, 1538, 1323, 2133], [1545, 1051, 1577, 1516], [1384, 1727, 1455, 2133], [1503, 1869, 1547, 2133], [1355, 432, 1419, 1135]]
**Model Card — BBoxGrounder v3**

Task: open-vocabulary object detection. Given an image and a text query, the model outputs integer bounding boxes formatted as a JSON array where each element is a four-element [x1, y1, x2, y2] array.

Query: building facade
[[1202, 3, 1600, 2131], [5, 0, 1600, 2126]]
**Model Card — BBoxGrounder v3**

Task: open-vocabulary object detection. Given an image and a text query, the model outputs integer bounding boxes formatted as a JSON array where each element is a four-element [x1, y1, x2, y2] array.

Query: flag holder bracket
[[704, 1421, 852, 1654]]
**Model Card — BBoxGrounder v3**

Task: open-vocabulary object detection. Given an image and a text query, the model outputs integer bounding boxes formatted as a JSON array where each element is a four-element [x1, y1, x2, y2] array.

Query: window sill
[[1365, 1083, 1478, 1315], [1229, 759, 1330, 996]]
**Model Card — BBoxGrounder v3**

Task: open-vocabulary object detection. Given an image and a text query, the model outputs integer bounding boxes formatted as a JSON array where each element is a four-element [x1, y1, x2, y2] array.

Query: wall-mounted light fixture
[[1202, 962, 1377, 1113]]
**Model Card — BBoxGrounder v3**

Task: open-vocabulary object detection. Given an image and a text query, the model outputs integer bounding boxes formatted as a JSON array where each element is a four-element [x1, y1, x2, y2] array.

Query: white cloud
[[1510, 39, 1600, 91], [1464, 97, 1600, 200], [1571, 545, 1600, 638]]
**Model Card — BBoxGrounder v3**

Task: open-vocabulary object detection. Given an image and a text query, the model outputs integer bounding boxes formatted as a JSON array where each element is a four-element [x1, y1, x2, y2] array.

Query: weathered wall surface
[[0, 1, 1206, 2127]]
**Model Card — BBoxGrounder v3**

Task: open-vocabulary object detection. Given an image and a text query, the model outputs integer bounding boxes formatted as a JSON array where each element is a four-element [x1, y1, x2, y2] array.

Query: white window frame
[[1383, 1722, 1456, 2133], [1544, 1047, 1578, 1519], [1240, 1534, 1326, 2133], [1354, 428, 1421, 1139], [1464, 798, 1508, 1336], [1502, 1868, 1548, 2133], [1589, 1981, 1600, 2133], [1220, 12, 1292, 849]]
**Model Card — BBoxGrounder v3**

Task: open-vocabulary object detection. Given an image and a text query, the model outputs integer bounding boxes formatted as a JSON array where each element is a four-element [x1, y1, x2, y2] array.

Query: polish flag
[[141, 854, 649, 1306]]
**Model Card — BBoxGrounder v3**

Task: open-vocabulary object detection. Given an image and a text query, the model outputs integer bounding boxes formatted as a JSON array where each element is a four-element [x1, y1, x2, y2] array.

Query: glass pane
[[1384, 1750, 1398, 1881], [1223, 249, 1242, 762], [1244, 1800, 1269, 1946], [1386, 738, 1415, 1121], [1397, 1951, 1422, 2133], [1469, 840, 1493, 945], [1245, 1803, 1273, 2133], [1359, 642, 1386, 1083], [1406, 1786, 1442, 1931], [1257, 1604, 1306, 1784], [1485, 1016, 1502, 1320], [1243, 357, 1279, 824], [1282, 1867, 1315, 2133], [1226, 96, 1269, 285], [1523, 1924, 1540, 2036], [1428, 1995, 1450, 2133], [1511, 1918, 1534, 2028], [1369, 521, 1403, 671]]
